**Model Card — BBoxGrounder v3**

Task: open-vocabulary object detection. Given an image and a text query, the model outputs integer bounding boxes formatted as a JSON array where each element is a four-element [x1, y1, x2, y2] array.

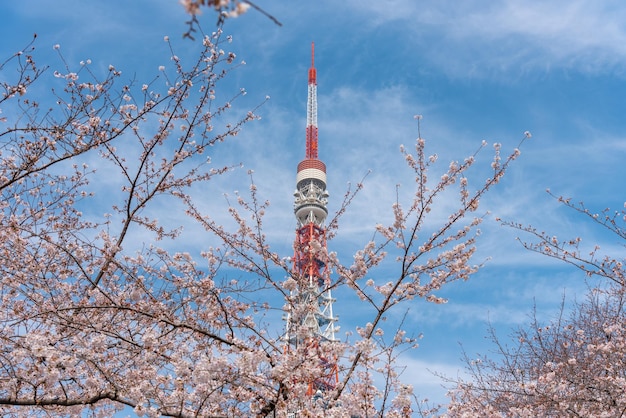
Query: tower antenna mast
[[305, 42, 319, 160]]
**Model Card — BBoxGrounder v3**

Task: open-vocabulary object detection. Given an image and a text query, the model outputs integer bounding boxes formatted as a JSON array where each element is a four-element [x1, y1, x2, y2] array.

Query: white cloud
[[395, 354, 468, 405], [344, 0, 626, 77]]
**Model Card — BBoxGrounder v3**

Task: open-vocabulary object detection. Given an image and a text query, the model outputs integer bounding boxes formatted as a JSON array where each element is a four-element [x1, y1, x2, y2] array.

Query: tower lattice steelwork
[[283, 43, 339, 396]]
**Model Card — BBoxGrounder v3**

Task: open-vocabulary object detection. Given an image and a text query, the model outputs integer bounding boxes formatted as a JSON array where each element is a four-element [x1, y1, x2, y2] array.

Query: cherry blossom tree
[[179, 0, 281, 40], [179, 0, 253, 17], [446, 195, 626, 417], [0, 29, 530, 417]]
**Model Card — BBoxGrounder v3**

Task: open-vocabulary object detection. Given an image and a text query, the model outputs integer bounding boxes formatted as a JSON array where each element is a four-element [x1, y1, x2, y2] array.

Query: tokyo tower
[[283, 42, 339, 395]]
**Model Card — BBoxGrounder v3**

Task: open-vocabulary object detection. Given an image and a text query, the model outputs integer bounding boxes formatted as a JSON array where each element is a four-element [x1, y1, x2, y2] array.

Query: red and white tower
[[284, 43, 339, 394]]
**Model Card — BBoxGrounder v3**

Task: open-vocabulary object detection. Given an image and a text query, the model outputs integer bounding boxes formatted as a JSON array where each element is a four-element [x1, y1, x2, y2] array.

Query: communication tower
[[283, 42, 339, 395]]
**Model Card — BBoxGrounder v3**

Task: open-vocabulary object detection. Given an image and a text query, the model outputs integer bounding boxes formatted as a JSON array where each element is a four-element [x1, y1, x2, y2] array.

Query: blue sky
[[2, 0, 626, 409]]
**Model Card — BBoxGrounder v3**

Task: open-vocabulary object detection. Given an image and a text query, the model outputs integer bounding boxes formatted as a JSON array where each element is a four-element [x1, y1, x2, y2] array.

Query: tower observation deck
[[283, 43, 339, 396]]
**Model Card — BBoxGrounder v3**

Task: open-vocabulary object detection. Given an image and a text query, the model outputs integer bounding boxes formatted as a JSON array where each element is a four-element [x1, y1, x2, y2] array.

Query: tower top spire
[[308, 42, 317, 85], [305, 42, 319, 160]]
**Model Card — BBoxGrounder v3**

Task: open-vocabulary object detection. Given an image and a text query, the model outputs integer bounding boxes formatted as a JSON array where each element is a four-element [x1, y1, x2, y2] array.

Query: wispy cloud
[[343, 0, 626, 77]]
